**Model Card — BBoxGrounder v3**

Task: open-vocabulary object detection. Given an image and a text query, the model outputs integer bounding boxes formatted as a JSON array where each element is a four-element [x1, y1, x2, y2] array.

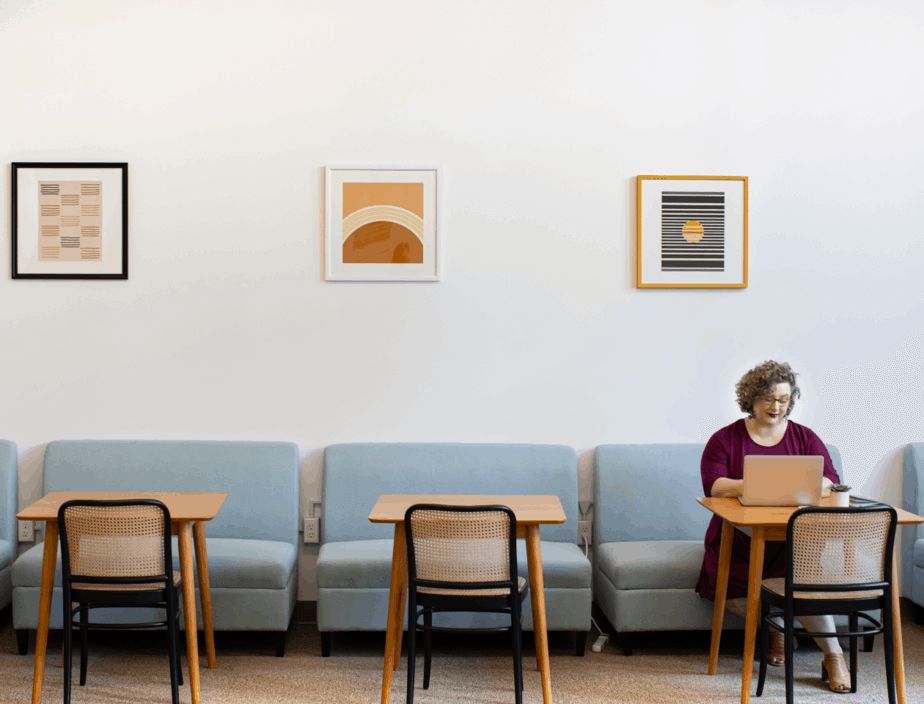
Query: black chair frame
[[755, 505, 898, 704], [58, 499, 185, 704], [404, 504, 528, 704]]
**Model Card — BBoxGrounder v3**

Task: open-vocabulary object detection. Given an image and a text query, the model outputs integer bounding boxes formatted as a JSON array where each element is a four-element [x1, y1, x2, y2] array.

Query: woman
[[695, 360, 850, 693]]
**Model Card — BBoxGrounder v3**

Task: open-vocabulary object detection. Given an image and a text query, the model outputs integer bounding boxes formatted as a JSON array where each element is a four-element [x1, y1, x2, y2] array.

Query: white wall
[[2, 0, 923, 599]]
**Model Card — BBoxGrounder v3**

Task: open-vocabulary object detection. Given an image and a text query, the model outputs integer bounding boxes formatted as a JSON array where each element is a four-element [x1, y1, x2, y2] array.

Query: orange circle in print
[[682, 220, 704, 243]]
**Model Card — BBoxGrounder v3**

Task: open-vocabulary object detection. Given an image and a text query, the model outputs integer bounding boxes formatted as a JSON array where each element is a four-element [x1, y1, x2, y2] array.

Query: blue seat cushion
[[596, 541, 704, 591], [13, 538, 296, 590], [318, 539, 590, 590], [0, 539, 13, 571]]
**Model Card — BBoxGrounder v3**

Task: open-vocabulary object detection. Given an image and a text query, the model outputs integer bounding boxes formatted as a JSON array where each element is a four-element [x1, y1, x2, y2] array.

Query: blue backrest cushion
[[43, 440, 299, 545], [322, 443, 578, 543], [0, 440, 16, 545], [593, 443, 843, 544]]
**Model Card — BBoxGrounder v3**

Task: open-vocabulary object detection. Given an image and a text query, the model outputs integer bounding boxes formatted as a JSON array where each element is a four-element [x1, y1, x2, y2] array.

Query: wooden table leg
[[892, 558, 907, 704], [179, 522, 202, 704], [708, 519, 734, 675], [526, 524, 552, 704], [740, 526, 765, 704], [381, 523, 408, 704], [32, 519, 59, 704], [193, 521, 217, 669]]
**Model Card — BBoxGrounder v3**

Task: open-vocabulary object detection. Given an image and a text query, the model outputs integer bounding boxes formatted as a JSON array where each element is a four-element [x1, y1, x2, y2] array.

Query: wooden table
[[369, 494, 567, 704], [698, 496, 924, 704], [17, 491, 227, 704]]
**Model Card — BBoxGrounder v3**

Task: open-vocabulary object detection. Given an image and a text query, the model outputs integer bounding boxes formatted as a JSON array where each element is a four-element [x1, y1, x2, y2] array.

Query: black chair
[[58, 499, 185, 704], [404, 504, 528, 704], [755, 505, 898, 704]]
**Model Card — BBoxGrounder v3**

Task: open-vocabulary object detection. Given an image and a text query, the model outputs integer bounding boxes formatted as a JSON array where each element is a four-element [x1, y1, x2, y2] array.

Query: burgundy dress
[[694, 418, 841, 601]]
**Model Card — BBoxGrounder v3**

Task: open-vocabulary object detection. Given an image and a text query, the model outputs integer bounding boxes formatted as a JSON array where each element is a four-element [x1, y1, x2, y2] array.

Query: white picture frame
[[324, 166, 439, 282]]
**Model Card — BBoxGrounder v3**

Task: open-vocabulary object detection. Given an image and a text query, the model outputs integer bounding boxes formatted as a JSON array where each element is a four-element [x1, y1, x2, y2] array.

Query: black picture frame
[[11, 162, 128, 279]]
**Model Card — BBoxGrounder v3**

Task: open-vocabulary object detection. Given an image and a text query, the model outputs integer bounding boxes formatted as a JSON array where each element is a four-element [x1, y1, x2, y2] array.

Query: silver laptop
[[738, 455, 824, 506]]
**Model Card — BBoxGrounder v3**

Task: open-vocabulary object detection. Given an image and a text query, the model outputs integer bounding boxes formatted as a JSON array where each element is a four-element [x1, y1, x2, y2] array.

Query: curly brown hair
[[735, 360, 801, 418]]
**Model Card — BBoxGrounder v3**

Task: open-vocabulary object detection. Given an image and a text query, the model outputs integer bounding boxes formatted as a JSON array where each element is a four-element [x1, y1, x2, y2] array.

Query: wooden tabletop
[[697, 496, 924, 526], [369, 494, 567, 524], [17, 491, 228, 522]]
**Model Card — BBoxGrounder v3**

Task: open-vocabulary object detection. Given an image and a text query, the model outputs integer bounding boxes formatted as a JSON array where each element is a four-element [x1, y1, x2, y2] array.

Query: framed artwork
[[637, 175, 747, 288], [11, 162, 128, 279], [325, 166, 439, 281]]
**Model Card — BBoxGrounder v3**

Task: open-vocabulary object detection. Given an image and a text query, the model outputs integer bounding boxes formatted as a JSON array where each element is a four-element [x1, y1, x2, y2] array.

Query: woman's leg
[[727, 600, 842, 653], [797, 615, 842, 654]]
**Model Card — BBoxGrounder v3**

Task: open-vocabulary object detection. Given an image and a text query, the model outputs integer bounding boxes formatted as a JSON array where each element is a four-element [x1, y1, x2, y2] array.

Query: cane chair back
[[784, 507, 894, 599], [60, 501, 178, 591], [408, 507, 524, 596]]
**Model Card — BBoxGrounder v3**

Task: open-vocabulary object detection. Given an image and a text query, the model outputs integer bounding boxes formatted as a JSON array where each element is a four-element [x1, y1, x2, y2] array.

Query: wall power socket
[[18, 520, 34, 542], [579, 520, 592, 546], [303, 517, 320, 544]]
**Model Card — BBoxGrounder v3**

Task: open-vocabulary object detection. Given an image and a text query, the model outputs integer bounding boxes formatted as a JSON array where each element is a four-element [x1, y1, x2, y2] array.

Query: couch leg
[[915, 603, 924, 626], [321, 632, 331, 657], [575, 631, 587, 657], [276, 630, 286, 657], [17, 629, 30, 655], [863, 629, 875, 653], [616, 630, 632, 656]]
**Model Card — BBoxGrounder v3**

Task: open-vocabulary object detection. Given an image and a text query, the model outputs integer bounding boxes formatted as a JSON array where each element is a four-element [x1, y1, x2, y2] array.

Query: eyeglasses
[[759, 396, 791, 407]]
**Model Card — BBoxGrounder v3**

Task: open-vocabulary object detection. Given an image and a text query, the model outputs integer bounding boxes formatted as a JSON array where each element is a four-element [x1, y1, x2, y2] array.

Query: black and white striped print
[[660, 191, 725, 272]]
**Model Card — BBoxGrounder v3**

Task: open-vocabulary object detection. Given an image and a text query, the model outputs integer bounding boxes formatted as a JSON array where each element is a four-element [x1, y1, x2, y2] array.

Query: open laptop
[[738, 455, 824, 506]]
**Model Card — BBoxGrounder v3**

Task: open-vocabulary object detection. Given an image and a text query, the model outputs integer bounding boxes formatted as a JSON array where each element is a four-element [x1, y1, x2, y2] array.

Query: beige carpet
[[1, 615, 922, 704]]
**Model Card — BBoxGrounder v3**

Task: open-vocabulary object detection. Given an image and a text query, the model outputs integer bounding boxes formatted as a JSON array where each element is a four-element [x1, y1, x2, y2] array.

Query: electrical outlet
[[18, 520, 34, 542], [304, 517, 320, 544], [579, 520, 592, 546]]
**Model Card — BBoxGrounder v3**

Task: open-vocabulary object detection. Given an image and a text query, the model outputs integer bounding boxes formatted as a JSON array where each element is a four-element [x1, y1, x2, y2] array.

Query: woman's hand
[[710, 478, 744, 498]]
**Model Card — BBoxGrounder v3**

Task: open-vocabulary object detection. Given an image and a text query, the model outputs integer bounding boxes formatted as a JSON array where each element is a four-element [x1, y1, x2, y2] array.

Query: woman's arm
[[702, 426, 737, 497], [710, 477, 744, 497]]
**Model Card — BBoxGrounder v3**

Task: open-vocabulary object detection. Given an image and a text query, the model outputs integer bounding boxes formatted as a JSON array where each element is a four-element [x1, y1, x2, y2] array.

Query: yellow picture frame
[[637, 175, 748, 289]]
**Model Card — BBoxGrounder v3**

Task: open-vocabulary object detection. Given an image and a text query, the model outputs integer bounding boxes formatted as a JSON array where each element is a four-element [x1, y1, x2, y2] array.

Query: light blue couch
[[902, 443, 924, 622], [593, 443, 844, 655], [0, 441, 16, 613], [317, 443, 592, 656], [12, 440, 299, 656]]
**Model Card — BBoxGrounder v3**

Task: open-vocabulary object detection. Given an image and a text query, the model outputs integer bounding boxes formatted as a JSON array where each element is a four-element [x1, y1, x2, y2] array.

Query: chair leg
[[423, 611, 432, 690], [884, 596, 897, 704], [167, 596, 181, 704], [276, 630, 286, 657], [849, 613, 858, 693], [784, 613, 795, 704], [756, 602, 769, 697], [512, 600, 524, 704], [321, 631, 331, 657], [616, 630, 633, 656], [16, 629, 29, 656], [915, 602, 924, 626], [174, 606, 184, 687], [79, 604, 89, 686], [63, 600, 73, 704], [575, 630, 587, 657], [863, 627, 875, 652], [406, 595, 417, 704]]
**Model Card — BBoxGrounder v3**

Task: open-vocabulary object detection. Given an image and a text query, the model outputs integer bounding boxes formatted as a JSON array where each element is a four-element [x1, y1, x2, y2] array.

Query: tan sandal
[[821, 652, 851, 693], [769, 631, 795, 667]]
